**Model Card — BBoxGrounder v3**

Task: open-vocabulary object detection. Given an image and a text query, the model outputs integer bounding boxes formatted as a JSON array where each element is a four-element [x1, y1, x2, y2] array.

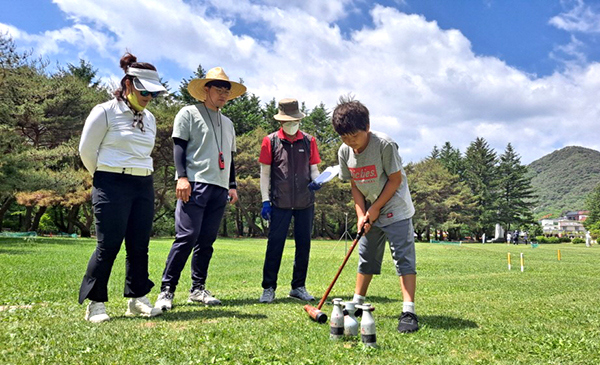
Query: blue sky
[[1, 0, 600, 164]]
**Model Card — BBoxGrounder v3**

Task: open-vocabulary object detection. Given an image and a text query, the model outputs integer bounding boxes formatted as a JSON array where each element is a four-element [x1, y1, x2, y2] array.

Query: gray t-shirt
[[172, 104, 236, 190], [338, 130, 415, 227]]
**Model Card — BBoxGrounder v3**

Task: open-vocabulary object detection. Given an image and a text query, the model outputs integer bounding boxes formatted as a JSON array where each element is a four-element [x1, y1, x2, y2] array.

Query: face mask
[[282, 121, 300, 135], [126, 91, 145, 112]]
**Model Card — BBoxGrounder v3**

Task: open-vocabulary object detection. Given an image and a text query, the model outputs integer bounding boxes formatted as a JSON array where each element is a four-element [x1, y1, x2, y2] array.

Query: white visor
[[126, 68, 168, 95]]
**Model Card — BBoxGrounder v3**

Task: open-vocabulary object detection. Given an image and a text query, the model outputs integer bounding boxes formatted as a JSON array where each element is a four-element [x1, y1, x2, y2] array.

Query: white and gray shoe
[[259, 287, 276, 303], [188, 286, 221, 306], [155, 290, 174, 311], [85, 301, 110, 323], [125, 296, 162, 317], [289, 286, 315, 301]]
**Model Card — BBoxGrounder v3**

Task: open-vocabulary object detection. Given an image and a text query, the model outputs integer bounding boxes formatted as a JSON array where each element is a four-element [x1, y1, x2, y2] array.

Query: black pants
[[160, 183, 228, 292], [261, 205, 314, 290], [78, 172, 155, 304]]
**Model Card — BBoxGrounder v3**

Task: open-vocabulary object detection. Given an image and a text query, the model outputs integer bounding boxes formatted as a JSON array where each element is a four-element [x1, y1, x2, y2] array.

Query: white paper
[[314, 165, 340, 185]]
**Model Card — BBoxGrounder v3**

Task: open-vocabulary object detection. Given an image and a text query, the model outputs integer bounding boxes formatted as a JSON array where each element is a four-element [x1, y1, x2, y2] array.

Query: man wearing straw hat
[[155, 67, 246, 310], [258, 98, 322, 303]]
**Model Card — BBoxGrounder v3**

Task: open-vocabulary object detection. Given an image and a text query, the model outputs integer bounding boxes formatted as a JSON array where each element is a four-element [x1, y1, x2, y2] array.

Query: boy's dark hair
[[331, 97, 370, 135], [206, 80, 231, 90]]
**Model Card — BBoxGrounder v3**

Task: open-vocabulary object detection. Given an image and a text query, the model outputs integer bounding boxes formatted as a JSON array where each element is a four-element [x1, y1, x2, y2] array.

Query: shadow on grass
[[156, 307, 268, 322], [0, 248, 34, 255], [355, 296, 398, 304], [0, 237, 91, 247], [379, 314, 478, 330], [220, 298, 265, 306], [421, 315, 478, 330], [223, 297, 320, 306]]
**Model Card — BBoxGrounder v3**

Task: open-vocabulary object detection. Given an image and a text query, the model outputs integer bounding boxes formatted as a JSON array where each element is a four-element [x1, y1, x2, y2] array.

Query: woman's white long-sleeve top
[[79, 99, 156, 175]]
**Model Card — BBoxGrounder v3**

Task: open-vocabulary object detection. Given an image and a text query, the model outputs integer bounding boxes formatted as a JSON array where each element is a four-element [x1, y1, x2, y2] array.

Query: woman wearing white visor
[[78, 52, 167, 322]]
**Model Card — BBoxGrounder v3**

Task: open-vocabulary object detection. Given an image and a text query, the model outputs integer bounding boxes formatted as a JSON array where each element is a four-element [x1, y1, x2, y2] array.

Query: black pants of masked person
[[160, 183, 228, 292], [79, 172, 155, 304], [261, 205, 314, 290]]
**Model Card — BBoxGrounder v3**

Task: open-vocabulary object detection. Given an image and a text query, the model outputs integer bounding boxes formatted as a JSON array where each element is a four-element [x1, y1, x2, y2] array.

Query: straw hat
[[187, 67, 247, 101], [274, 98, 305, 121]]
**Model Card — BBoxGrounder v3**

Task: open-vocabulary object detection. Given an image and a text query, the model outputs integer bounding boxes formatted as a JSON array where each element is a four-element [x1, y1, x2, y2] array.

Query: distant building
[[540, 215, 587, 237], [540, 219, 558, 234], [565, 211, 589, 222]]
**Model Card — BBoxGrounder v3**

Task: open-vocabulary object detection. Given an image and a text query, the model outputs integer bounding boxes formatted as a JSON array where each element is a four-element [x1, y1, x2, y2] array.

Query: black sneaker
[[398, 312, 419, 333]]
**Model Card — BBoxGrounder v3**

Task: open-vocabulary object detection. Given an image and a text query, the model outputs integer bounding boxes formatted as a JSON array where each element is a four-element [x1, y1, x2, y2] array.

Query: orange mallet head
[[304, 304, 327, 323], [303, 224, 367, 325]]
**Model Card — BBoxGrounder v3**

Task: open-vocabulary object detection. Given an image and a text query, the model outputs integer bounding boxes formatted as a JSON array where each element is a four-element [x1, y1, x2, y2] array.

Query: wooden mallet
[[304, 224, 366, 323]]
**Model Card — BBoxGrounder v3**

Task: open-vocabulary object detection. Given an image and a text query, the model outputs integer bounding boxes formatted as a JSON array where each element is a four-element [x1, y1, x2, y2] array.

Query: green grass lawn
[[1, 237, 599, 364]]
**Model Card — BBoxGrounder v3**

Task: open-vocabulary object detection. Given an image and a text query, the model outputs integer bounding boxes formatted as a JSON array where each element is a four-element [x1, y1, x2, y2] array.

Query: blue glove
[[261, 201, 272, 221], [308, 181, 322, 191]]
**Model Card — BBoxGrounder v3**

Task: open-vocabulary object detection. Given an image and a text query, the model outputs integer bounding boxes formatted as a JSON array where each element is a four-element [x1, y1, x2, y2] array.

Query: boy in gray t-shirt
[[332, 98, 419, 334]]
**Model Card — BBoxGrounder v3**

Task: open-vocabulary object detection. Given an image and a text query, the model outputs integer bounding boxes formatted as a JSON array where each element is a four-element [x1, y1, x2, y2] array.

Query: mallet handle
[[316, 225, 366, 310]]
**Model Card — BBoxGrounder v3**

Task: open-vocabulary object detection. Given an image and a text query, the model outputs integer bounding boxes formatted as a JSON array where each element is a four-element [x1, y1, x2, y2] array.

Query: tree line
[[0, 33, 546, 241]]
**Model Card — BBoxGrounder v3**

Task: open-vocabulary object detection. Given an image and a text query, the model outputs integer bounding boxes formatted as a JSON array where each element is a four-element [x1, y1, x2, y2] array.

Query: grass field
[[1, 236, 599, 364]]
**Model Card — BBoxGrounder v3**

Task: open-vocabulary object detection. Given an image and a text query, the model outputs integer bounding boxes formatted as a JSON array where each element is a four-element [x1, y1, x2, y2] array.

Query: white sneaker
[[259, 287, 276, 303], [85, 301, 110, 323], [289, 287, 315, 301], [125, 296, 162, 317], [155, 289, 174, 311]]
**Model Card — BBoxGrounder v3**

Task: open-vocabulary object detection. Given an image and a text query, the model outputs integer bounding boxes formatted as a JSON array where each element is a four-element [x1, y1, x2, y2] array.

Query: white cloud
[[549, 0, 600, 33], [550, 35, 588, 68], [206, 0, 354, 24], [4, 0, 600, 164], [1, 21, 112, 57]]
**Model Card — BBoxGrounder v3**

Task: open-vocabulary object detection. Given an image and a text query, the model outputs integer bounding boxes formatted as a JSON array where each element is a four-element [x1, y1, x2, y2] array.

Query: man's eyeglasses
[[211, 87, 231, 96], [139, 90, 161, 98]]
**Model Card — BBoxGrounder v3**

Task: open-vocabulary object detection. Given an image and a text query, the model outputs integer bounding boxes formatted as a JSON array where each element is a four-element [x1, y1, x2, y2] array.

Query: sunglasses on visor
[[133, 77, 161, 98], [139, 90, 161, 98]]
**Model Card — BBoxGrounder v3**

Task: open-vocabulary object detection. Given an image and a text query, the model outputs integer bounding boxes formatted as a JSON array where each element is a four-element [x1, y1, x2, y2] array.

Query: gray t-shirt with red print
[[338, 130, 415, 227]]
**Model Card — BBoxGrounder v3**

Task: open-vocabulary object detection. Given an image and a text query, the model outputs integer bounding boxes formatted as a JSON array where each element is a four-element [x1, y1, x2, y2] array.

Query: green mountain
[[527, 146, 600, 219]]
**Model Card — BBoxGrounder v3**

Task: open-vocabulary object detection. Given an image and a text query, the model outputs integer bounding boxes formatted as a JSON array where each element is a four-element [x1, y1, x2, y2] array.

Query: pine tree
[[438, 142, 464, 177], [584, 182, 600, 236], [221, 91, 263, 135], [463, 137, 499, 239], [66, 59, 100, 88], [406, 159, 474, 241], [496, 143, 536, 234], [178, 64, 206, 104], [428, 145, 440, 160], [261, 97, 280, 132]]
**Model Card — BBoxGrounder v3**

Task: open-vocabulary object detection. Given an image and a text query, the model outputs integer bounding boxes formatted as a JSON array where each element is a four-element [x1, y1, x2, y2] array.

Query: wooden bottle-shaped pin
[[343, 301, 359, 337], [329, 298, 344, 340], [359, 304, 377, 348]]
